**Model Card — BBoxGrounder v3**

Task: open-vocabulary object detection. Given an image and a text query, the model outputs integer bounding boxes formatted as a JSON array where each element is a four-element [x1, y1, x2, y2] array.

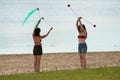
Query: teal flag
[[23, 8, 39, 25]]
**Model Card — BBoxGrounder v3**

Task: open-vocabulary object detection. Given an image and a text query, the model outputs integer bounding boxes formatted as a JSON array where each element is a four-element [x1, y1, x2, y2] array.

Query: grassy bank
[[0, 67, 120, 80]]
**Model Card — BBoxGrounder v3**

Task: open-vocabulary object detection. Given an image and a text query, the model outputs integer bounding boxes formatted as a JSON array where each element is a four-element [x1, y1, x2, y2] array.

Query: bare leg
[[34, 56, 37, 72], [79, 54, 83, 68], [79, 54, 86, 68], [82, 54, 86, 68], [36, 55, 41, 72]]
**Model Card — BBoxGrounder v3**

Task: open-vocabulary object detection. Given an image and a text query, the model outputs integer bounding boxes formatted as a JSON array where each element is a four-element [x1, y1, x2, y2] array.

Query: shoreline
[[0, 51, 120, 75], [0, 51, 120, 55]]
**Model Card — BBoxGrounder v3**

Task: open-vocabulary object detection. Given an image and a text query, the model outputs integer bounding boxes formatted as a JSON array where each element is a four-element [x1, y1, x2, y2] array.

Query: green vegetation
[[0, 67, 120, 80]]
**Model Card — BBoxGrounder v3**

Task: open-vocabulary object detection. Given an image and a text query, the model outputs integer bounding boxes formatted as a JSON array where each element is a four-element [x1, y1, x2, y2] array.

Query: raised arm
[[33, 17, 44, 36], [41, 27, 53, 38], [35, 17, 44, 28], [76, 17, 86, 33], [32, 19, 41, 36], [76, 17, 82, 27], [35, 19, 41, 28]]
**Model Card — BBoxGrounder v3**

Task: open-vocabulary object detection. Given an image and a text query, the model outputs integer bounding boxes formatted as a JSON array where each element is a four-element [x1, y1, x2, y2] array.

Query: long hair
[[77, 24, 86, 33], [34, 28, 41, 36]]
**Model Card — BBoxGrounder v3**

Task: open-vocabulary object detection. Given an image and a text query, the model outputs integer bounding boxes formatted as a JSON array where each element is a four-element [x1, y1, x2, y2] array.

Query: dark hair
[[34, 28, 41, 36], [77, 24, 86, 33]]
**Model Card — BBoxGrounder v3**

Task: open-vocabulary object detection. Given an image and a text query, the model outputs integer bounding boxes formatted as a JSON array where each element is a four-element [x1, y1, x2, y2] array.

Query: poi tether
[[23, 8, 39, 25], [23, 8, 53, 28], [67, 4, 96, 27]]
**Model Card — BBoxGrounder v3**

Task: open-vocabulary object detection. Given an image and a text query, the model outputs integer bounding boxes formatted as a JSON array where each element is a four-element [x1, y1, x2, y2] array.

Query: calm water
[[0, 0, 120, 54]]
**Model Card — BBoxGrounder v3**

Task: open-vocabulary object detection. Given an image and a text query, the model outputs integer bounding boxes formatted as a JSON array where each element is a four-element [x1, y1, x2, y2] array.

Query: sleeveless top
[[78, 35, 86, 39], [78, 32, 87, 43]]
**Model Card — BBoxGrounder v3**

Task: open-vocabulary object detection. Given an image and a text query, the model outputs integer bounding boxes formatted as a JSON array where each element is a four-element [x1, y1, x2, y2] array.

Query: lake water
[[0, 0, 120, 54]]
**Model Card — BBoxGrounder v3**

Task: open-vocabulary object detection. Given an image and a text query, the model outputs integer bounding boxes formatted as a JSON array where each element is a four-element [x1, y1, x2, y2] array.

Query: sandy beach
[[0, 52, 120, 75]]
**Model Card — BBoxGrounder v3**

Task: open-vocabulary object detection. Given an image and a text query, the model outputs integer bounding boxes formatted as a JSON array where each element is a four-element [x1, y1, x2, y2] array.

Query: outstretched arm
[[41, 27, 53, 38]]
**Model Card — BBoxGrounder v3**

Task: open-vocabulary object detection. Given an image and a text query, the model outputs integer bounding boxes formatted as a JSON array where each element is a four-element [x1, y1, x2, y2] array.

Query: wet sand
[[0, 52, 120, 75]]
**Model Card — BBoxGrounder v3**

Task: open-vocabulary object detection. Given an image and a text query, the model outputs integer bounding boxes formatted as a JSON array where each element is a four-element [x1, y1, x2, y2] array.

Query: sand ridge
[[0, 52, 120, 75]]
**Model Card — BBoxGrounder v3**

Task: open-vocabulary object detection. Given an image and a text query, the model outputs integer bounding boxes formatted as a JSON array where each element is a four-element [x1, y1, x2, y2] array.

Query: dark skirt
[[33, 45, 43, 55]]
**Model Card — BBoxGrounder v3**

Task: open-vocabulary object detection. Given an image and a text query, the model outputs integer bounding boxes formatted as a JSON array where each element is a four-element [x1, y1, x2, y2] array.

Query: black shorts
[[33, 45, 43, 55]]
